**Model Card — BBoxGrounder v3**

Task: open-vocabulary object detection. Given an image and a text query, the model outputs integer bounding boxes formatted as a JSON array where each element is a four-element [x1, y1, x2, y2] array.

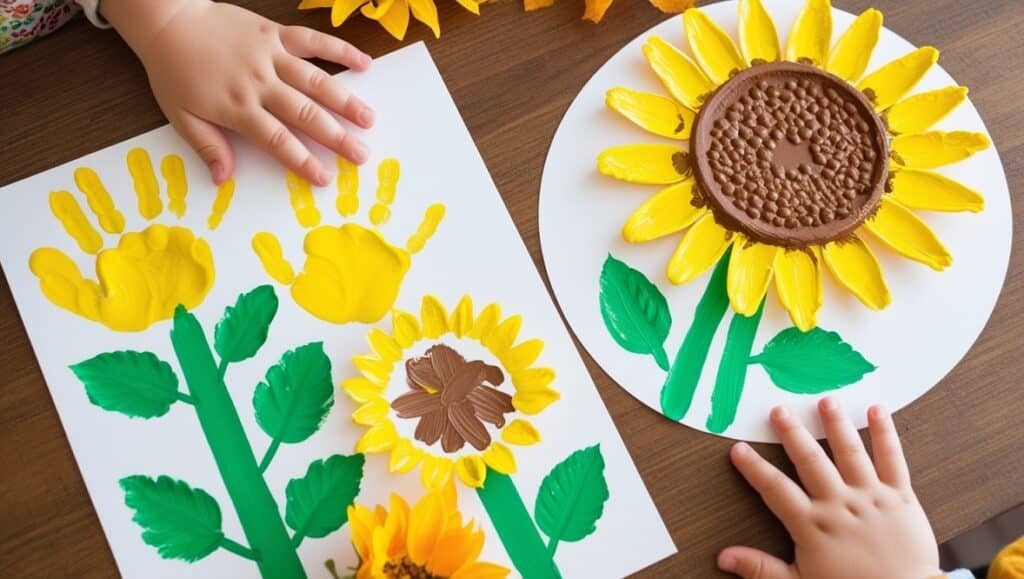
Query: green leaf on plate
[[599, 254, 671, 370], [751, 327, 876, 394], [253, 342, 334, 445], [285, 454, 365, 539], [119, 475, 223, 562], [70, 350, 180, 418], [214, 285, 279, 363], [535, 445, 610, 550]]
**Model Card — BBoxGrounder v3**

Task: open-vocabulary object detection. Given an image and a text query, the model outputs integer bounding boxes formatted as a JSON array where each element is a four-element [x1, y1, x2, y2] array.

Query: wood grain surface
[[1, 0, 1021, 576]]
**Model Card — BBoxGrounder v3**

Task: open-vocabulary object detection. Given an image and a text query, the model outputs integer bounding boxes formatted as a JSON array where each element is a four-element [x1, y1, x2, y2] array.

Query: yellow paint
[[727, 238, 779, 316], [501, 419, 542, 446], [482, 315, 522, 356], [890, 169, 984, 213], [370, 159, 400, 226], [352, 397, 390, 426], [512, 387, 560, 415], [773, 248, 822, 332], [389, 438, 424, 474], [29, 224, 215, 332], [891, 130, 989, 169], [512, 367, 556, 393], [286, 170, 321, 227], [606, 88, 695, 140], [354, 419, 398, 454], [858, 47, 939, 111], [49, 190, 103, 254], [126, 148, 163, 220], [391, 309, 422, 348], [826, 9, 882, 82], [500, 339, 544, 373], [862, 197, 952, 271], [73, 167, 124, 233], [786, 0, 832, 66], [667, 213, 732, 284], [455, 455, 487, 488], [342, 376, 387, 403], [421, 295, 448, 338], [252, 232, 296, 284], [161, 154, 188, 218], [886, 86, 968, 135], [622, 180, 705, 242], [739, 0, 780, 64], [367, 328, 403, 363], [353, 354, 394, 384], [642, 36, 715, 110], [469, 303, 501, 340], [449, 295, 474, 337], [822, 237, 891, 310], [481, 442, 516, 475], [419, 455, 454, 490], [207, 179, 235, 230], [684, 9, 746, 85], [406, 203, 445, 254], [336, 157, 360, 217], [597, 144, 688, 184]]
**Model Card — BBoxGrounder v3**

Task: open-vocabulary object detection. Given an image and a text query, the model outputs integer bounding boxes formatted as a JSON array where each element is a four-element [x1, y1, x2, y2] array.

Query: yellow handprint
[[29, 147, 235, 332], [252, 157, 444, 324]]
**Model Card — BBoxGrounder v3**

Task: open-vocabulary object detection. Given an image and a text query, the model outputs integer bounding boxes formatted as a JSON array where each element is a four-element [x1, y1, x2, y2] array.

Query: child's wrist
[[101, 0, 208, 56]]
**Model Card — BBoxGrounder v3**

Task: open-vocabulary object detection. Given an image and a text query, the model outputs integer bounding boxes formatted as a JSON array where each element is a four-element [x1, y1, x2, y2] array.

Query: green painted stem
[[175, 392, 197, 405], [170, 307, 305, 579], [476, 469, 560, 579], [220, 537, 258, 560], [258, 438, 282, 473], [546, 536, 560, 557], [706, 299, 765, 434], [660, 250, 732, 421]]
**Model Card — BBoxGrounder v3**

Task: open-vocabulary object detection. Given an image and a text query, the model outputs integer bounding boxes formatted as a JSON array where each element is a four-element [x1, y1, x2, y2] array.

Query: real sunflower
[[298, 0, 481, 41]]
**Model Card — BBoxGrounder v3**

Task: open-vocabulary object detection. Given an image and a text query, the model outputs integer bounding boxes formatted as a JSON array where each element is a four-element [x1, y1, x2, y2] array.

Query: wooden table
[[1, 0, 1021, 576]]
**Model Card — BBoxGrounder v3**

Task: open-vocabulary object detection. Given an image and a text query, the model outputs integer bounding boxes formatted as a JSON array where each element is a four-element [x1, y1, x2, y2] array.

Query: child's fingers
[[867, 405, 912, 489], [818, 397, 876, 487], [236, 108, 329, 186], [771, 406, 845, 498], [730, 443, 810, 530], [279, 26, 371, 71], [264, 84, 367, 165], [275, 56, 375, 129], [168, 109, 234, 185], [718, 546, 798, 579]]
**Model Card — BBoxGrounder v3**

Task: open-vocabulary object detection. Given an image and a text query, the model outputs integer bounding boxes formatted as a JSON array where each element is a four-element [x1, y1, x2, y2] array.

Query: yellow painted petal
[[822, 237, 891, 310], [455, 455, 488, 488], [421, 295, 449, 338], [482, 442, 517, 475], [606, 88, 695, 140], [482, 315, 522, 357], [773, 248, 822, 332], [862, 197, 952, 270], [352, 397, 390, 426], [886, 86, 968, 135], [500, 339, 544, 373], [666, 213, 732, 284], [407, 491, 445, 565], [49, 190, 103, 254], [891, 131, 990, 169], [501, 419, 542, 446], [451, 562, 511, 579], [389, 438, 425, 473], [355, 419, 399, 453], [353, 354, 393, 383], [327, 0, 365, 25], [420, 455, 454, 490], [449, 295, 474, 338], [786, 0, 832, 66], [858, 47, 939, 111], [622, 180, 706, 243], [511, 367, 555, 394], [342, 377, 387, 403], [727, 238, 779, 316], [642, 36, 716, 110], [469, 303, 501, 339], [363, 0, 410, 40], [74, 167, 125, 233], [367, 328, 403, 362], [685, 9, 746, 85], [598, 144, 689, 185], [407, 0, 440, 38], [285, 170, 320, 227], [826, 8, 882, 81], [392, 308, 422, 348], [889, 169, 984, 213], [583, 0, 613, 23], [512, 387, 559, 415], [738, 0, 780, 64]]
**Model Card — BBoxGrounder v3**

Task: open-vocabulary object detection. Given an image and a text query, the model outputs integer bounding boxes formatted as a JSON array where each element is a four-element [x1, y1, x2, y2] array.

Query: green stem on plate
[[706, 298, 765, 434], [476, 469, 560, 579]]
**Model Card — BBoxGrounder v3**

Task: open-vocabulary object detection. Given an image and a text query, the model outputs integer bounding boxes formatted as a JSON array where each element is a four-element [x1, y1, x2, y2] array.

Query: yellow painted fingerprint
[[336, 157, 359, 217], [161, 155, 188, 218], [126, 148, 163, 220], [207, 179, 235, 230], [406, 203, 446, 254], [370, 158, 400, 226], [252, 232, 296, 284], [49, 190, 103, 254], [73, 167, 125, 233], [286, 170, 321, 227]]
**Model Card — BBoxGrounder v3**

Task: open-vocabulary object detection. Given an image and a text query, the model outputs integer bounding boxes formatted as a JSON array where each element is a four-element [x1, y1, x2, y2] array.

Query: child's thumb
[[718, 546, 797, 579]]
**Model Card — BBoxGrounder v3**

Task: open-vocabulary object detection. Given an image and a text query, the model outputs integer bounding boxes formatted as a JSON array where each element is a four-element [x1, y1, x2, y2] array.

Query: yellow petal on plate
[[362, 0, 410, 40], [642, 36, 716, 110], [483, 314, 522, 357], [886, 86, 969, 135], [420, 455, 455, 490], [726, 237, 779, 316], [367, 328, 403, 363], [355, 419, 399, 454], [822, 236, 891, 310], [606, 87, 696, 140], [684, 9, 746, 85], [622, 180, 705, 243], [861, 197, 952, 270], [858, 46, 938, 111], [449, 295, 474, 338], [773, 248, 822, 331], [455, 455, 488, 488], [389, 438, 424, 474], [891, 131, 990, 169], [501, 419, 542, 446], [666, 213, 732, 284], [392, 308, 422, 348], [352, 397, 390, 426], [353, 354, 393, 383], [648, 0, 694, 14], [597, 144, 689, 185], [738, 0, 780, 64], [583, 0, 614, 23], [785, 0, 832, 66], [482, 442, 517, 475], [469, 303, 501, 339], [500, 339, 545, 373], [421, 295, 449, 338], [889, 168, 984, 213], [511, 367, 556, 394], [342, 377, 387, 403], [825, 8, 882, 81], [327, 0, 366, 26], [512, 387, 559, 415]]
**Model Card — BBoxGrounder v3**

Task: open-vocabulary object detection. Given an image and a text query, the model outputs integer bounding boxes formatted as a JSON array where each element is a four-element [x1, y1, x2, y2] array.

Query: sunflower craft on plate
[[596, 0, 988, 432]]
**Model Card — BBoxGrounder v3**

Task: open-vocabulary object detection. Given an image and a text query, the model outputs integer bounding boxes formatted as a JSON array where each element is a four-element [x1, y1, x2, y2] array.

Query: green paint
[[71, 351, 181, 419], [534, 445, 609, 557], [751, 327, 876, 393], [599, 254, 672, 371], [477, 469, 561, 579], [119, 475, 223, 562], [215, 285, 279, 363], [284, 454, 364, 542], [706, 299, 765, 434], [660, 250, 731, 420]]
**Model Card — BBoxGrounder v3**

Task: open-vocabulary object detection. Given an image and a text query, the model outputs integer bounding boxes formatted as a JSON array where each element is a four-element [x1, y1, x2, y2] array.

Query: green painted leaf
[[599, 254, 671, 370], [253, 342, 334, 444], [119, 475, 223, 562], [535, 445, 610, 544], [214, 285, 279, 363], [751, 327, 876, 394], [285, 454, 365, 539], [70, 351, 180, 418]]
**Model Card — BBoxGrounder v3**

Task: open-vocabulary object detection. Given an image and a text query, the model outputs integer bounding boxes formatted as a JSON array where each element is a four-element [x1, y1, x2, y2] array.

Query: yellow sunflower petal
[[642, 36, 716, 110], [512, 387, 559, 415], [501, 419, 542, 446], [500, 339, 545, 373], [583, 0, 613, 23], [353, 354, 392, 383], [428, 526, 485, 577], [648, 0, 694, 14], [342, 377, 387, 403], [348, 504, 376, 561], [785, 0, 832, 66], [511, 367, 556, 393], [392, 308, 422, 348], [407, 491, 445, 565], [891, 130, 989, 169], [421, 295, 449, 338], [449, 295, 474, 338], [861, 197, 952, 270], [455, 455, 488, 488], [886, 86, 968, 135], [389, 438, 425, 474], [685, 9, 746, 85], [451, 562, 511, 579], [325, 0, 366, 26], [825, 8, 882, 82], [385, 494, 410, 558], [597, 144, 689, 185], [773, 248, 822, 332], [407, 0, 440, 38], [889, 168, 984, 213], [355, 419, 399, 454], [666, 213, 732, 284], [858, 47, 938, 111], [606, 88, 695, 140], [622, 180, 706, 243], [352, 397, 390, 426], [455, 0, 479, 15], [367, 328, 403, 363], [420, 455, 455, 490], [482, 442, 517, 474], [362, 0, 410, 40], [739, 0, 780, 64], [482, 315, 522, 357], [469, 303, 501, 339], [524, 0, 555, 11], [298, 0, 333, 7], [822, 237, 891, 310], [727, 238, 779, 316]]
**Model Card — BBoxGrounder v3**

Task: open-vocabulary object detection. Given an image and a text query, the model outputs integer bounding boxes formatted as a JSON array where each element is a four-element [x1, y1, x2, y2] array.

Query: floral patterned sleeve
[[1, 0, 81, 53]]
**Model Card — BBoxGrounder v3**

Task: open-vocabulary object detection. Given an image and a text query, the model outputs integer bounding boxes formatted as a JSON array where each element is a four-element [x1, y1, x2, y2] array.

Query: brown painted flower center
[[691, 61, 889, 247], [391, 344, 512, 453], [383, 556, 441, 579]]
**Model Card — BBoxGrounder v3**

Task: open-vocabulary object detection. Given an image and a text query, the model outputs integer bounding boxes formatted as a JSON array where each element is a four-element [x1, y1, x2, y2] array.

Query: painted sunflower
[[524, 0, 694, 25], [599, 0, 989, 331], [344, 294, 558, 489], [298, 0, 480, 41]]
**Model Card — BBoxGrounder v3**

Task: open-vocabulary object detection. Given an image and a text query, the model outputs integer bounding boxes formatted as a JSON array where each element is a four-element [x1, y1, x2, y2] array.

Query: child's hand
[[103, 0, 374, 186], [719, 398, 941, 579]]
